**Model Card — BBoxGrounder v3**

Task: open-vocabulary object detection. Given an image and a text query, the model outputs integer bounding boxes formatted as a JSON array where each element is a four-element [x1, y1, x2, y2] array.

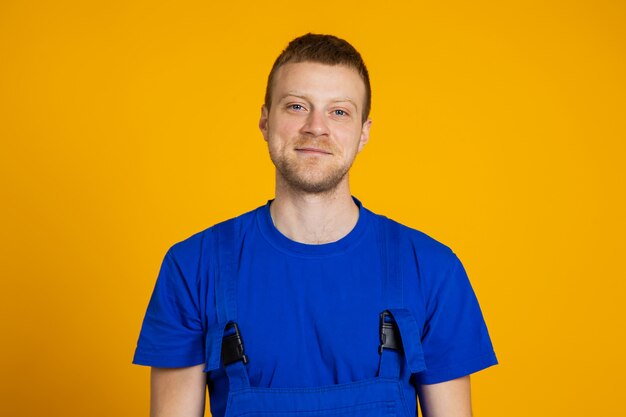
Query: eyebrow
[[279, 93, 359, 109]]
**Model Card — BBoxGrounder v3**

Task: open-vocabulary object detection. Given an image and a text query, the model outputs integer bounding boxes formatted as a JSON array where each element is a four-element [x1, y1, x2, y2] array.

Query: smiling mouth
[[295, 147, 332, 155]]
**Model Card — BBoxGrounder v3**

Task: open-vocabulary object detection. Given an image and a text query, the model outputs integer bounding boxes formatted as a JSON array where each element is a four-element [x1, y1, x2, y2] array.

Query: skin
[[259, 62, 371, 244], [419, 376, 472, 417], [150, 61, 472, 417], [150, 365, 205, 417]]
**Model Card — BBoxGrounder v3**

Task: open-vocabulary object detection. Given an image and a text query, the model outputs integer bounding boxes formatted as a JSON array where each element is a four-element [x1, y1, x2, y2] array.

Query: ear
[[259, 105, 269, 142], [357, 118, 372, 153]]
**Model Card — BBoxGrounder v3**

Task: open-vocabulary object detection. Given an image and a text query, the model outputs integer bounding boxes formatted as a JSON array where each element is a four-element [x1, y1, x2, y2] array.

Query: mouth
[[295, 147, 333, 155]]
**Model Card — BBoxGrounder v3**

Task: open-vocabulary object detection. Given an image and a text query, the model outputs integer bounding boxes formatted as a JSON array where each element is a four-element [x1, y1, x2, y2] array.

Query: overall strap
[[382, 217, 403, 310], [216, 220, 239, 323], [378, 217, 403, 378], [378, 218, 427, 378], [205, 219, 250, 390]]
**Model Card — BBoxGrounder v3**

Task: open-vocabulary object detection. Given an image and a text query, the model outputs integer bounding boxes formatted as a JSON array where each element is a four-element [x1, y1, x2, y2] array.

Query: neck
[[270, 175, 359, 244]]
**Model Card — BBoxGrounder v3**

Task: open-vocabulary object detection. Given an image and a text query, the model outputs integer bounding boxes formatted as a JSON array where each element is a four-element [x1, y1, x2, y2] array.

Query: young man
[[133, 34, 497, 417]]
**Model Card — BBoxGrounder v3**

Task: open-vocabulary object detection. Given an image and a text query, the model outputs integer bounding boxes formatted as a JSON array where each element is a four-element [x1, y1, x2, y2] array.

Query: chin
[[284, 171, 348, 194]]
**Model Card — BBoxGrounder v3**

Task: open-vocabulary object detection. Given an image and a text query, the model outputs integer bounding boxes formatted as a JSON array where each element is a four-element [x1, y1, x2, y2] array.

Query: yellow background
[[1, 0, 625, 416]]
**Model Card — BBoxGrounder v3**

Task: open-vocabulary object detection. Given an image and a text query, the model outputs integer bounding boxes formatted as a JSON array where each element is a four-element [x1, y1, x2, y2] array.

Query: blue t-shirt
[[133, 200, 497, 415]]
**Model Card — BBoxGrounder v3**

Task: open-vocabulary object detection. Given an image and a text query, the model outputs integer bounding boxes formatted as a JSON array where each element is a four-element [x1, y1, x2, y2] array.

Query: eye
[[330, 109, 350, 119], [288, 104, 305, 111]]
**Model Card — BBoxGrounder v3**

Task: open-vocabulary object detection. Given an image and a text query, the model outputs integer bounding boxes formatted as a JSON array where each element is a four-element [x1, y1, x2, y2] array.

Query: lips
[[295, 147, 332, 155]]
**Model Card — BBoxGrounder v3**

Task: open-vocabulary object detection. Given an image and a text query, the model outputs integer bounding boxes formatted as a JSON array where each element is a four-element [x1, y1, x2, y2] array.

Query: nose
[[301, 109, 330, 137]]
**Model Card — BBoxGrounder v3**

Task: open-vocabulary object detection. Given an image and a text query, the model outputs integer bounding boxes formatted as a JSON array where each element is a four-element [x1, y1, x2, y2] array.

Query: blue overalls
[[203, 218, 427, 417]]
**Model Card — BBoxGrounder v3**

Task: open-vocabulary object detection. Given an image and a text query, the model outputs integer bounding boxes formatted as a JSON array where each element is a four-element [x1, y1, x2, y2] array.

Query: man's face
[[259, 62, 372, 194]]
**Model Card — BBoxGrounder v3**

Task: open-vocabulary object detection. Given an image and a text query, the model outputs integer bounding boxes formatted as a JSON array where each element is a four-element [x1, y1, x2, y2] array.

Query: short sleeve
[[416, 254, 497, 384], [132, 246, 205, 368]]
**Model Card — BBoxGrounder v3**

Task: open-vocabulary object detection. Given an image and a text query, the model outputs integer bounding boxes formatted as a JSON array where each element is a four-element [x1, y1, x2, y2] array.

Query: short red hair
[[264, 33, 371, 123]]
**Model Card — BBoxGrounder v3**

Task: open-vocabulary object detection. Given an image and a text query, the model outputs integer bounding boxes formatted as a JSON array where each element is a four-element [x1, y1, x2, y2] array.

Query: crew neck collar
[[256, 196, 370, 258]]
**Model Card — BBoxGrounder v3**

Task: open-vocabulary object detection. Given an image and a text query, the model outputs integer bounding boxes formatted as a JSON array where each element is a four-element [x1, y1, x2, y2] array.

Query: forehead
[[272, 62, 366, 106]]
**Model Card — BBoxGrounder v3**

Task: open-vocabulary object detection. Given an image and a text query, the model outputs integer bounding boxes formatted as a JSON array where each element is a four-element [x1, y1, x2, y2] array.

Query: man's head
[[264, 33, 371, 124], [259, 34, 372, 196]]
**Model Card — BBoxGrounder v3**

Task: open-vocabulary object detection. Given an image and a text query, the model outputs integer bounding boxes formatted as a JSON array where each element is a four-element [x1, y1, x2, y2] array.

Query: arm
[[417, 375, 472, 417], [150, 364, 207, 417]]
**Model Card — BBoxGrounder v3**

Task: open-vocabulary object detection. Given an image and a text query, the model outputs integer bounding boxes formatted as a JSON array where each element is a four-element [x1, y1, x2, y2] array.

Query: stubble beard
[[269, 145, 355, 195]]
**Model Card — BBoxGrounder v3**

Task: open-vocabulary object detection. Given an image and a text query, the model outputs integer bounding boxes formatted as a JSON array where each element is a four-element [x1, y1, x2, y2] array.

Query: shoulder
[[167, 205, 262, 263], [367, 208, 458, 268]]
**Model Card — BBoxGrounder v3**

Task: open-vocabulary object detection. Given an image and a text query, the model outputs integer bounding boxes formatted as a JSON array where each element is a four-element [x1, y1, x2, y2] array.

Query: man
[[133, 33, 497, 417]]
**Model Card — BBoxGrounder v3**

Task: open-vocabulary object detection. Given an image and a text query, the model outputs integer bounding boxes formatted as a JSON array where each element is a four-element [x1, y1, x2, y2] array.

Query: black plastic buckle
[[221, 322, 248, 366], [379, 311, 401, 354]]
